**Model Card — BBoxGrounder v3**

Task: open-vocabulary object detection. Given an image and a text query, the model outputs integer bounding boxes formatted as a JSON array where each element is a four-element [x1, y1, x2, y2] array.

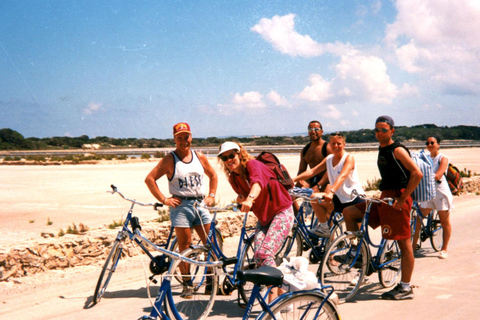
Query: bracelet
[[209, 193, 215, 198]]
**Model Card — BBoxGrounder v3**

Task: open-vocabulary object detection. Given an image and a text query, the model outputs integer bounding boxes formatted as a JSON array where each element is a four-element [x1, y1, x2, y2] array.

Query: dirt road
[[1, 194, 479, 320]]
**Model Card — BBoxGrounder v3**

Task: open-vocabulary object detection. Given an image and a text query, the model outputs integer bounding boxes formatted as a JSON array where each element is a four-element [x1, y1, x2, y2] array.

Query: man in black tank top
[[343, 116, 423, 301]]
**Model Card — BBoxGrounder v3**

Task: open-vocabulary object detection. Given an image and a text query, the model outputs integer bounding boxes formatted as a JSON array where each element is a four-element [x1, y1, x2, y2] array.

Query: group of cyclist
[[144, 116, 453, 302]]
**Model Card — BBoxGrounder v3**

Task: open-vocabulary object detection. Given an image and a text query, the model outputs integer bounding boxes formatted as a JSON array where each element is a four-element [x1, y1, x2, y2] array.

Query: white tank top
[[169, 151, 205, 197], [326, 153, 364, 203]]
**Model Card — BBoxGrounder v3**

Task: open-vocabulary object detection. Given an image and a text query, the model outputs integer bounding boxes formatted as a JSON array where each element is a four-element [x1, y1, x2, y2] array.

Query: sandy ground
[[1, 148, 480, 248], [1, 147, 480, 319]]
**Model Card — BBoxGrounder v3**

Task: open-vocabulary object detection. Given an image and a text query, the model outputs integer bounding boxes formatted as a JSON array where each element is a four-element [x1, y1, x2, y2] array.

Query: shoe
[[180, 286, 194, 299], [349, 274, 369, 286], [438, 251, 448, 259], [311, 224, 331, 237], [381, 284, 414, 300]]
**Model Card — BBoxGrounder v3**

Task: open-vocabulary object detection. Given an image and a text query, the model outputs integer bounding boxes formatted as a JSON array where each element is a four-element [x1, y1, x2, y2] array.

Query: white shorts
[[418, 193, 451, 211]]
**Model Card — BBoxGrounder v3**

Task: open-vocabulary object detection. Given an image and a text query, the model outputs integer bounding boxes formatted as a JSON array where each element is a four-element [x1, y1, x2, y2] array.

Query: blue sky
[[1, 0, 479, 139]]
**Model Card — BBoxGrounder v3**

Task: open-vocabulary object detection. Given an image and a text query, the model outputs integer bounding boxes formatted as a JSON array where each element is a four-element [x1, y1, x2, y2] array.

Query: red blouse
[[228, 159, 292, 226]]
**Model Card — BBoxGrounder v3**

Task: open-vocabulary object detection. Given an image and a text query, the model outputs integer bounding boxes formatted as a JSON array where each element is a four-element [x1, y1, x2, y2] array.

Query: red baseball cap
[[173, 122, 191, 135]]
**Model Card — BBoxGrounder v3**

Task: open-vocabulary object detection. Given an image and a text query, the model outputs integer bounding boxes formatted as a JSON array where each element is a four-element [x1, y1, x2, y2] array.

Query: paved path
[[1, 195, 479, 320]]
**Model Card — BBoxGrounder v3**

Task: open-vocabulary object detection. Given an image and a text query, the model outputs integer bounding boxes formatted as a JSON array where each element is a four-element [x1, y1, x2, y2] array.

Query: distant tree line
[[1, 124, 480, 150]]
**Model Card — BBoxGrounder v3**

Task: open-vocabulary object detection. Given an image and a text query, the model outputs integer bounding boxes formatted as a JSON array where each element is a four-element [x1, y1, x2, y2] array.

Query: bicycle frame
[[278, 197, 344, 263], [201, 206, 256, 290], [352, 201, 401, 272], [116, 202, 176, 262]]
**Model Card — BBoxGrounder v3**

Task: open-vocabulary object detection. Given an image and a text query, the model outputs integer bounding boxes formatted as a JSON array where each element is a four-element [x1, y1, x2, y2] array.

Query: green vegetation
[[58, 223, 89, 237], [108, 219, 124, 229], [156, 210, 170, 223], [364, 177, 381, 191], [2, 125, 480, 151]]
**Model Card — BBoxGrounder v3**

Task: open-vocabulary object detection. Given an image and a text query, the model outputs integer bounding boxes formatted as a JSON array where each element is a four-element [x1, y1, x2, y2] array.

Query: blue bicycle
[[410, 201, 443, 252], [318, 190, 402, 303], [275, 188, 345, 265], [141, 253, 340, 320]]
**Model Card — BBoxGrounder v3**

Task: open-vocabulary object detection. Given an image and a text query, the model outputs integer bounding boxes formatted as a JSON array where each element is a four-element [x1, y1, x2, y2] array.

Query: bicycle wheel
[[378, 240, 401, 288], [171, 227, 224, 285], [274, 225, 303, 265], [430, 210, 444, 251], [263, 291, 340, 320], [165, 246, 218, 320], [93, 239, 124, 304], [318, 233, 368, 303]]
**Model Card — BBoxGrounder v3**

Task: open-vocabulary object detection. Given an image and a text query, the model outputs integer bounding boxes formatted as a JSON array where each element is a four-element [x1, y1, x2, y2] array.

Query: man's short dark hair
[[308, 120, 323, 130]]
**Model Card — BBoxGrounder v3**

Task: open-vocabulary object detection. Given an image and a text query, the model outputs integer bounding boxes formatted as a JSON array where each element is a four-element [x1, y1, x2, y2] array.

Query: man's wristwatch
[[248, 194, 255, 199], [209, 193, 215, 198]]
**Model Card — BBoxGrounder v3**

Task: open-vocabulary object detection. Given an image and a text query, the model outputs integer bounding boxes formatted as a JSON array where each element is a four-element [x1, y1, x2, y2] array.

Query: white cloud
[[386, 0, 480, 94], [335, 52, 398, 104], [216, 91, 266, 114], [323, 105, 342, 120], [83, 102, 103, 115], [251, 14, 351, 57], [266, 90, 289, 107], [297, 52, 399, 104], [231, 91, 266, 109], [297, 74, 332, 101]]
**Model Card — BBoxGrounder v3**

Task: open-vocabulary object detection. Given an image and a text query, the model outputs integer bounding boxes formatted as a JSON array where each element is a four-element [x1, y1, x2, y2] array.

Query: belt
[[173, 195, 205, 201]]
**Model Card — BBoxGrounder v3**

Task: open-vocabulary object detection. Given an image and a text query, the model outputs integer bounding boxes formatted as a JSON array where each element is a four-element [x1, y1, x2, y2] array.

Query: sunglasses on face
[[220, 152, 237, 162], [374, 128, 390, 133], [308, 128, 322, 132], [426, 141, 435, 146]]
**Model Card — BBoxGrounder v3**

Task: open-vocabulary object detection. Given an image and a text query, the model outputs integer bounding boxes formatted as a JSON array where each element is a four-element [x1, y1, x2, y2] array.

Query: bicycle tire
[[409, 208, 418, 248], [430, 210, 444, 251], [171, 227, 224, 285], [318, 233, 368, 303], [262, 291, 340, 320], [378, 240, 401, 288], [165, 246, 218, 320], [274, 226, 303, 266], [93, 239, 123, 305]]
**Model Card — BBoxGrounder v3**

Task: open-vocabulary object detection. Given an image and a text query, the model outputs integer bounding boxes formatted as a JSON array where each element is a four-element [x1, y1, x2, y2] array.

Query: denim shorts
[[169, 199, 212, 228]]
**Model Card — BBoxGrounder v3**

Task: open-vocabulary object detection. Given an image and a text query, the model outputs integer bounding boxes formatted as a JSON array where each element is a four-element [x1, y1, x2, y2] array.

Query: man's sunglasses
[[308, 128, 322, 132], [374, 128, 390, 133], [219, 152, 237, 162], [426, 141, 435, 146]]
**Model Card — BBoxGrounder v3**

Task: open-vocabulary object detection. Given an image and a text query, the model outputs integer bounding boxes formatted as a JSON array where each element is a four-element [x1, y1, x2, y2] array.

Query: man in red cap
[[145, 122, 217, 298]]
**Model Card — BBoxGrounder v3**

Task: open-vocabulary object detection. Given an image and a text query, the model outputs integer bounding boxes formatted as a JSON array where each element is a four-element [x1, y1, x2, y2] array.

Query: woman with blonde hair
[[218, 141, 294, 301]]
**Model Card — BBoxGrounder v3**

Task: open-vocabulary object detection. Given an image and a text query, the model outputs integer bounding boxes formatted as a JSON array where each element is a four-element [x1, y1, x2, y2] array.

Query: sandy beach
[[1, 147, 480, 248]]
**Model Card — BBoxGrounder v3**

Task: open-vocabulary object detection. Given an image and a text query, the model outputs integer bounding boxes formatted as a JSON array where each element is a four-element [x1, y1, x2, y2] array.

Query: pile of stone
[[0, 212, 257, 282]]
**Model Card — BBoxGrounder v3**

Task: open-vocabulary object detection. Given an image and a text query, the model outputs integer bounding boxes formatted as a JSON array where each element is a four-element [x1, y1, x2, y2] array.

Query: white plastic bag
[[277, 257, 320, 292]]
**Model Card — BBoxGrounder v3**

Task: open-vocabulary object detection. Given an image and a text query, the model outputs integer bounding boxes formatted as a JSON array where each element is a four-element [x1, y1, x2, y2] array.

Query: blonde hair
[[218, 141, 253, 179]]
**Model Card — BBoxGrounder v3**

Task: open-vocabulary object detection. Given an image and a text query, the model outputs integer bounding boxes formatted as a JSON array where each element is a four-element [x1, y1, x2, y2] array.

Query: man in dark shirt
[[343, 115, 422, 300]]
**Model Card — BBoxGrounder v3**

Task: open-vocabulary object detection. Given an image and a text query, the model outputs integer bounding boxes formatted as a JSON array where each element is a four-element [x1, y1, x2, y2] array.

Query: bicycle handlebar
[[351, 189, 394, 206], [288, 187, 323, 203], [195, 202, 239, 212], [108, 184, 163, 209]]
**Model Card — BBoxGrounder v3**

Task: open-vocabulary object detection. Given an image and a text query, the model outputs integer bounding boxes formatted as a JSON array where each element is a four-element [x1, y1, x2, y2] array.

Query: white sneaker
[[438, 250, 448, 259], [350, 274, 369, 286], [311, 224, 330, 237]]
